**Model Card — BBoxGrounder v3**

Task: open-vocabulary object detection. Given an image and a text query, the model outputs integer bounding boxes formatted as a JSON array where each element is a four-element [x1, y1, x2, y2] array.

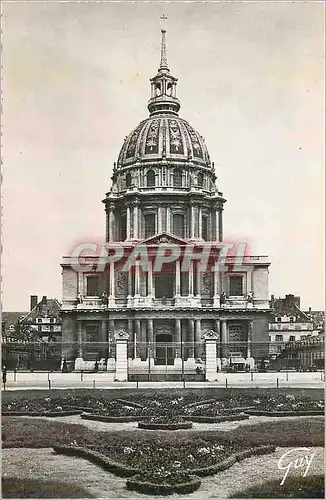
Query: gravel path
[[2, 447, 324, 499], [22, 413, 323, 433]]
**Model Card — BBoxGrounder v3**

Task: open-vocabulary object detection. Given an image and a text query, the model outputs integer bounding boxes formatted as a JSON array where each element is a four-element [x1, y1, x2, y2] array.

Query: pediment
[[139, 232, 188, 246]]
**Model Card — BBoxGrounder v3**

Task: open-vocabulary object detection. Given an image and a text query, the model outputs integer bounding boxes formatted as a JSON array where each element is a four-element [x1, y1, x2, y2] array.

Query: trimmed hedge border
[[115, 399, 144, 409], [126, 475, 201, 495], [245, 410, 324, 417], [180, 413, 249, 423], [184, 399, 217, 408], [53, 445, 139, 477], [2, 410, 82, 417], [190, 445, 276, 477], [81, 413, 147, 423], [138, 421, 193, 430]]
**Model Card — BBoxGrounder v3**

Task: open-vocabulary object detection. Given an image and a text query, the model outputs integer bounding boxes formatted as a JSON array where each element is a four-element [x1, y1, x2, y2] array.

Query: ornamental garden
[[2, 388, 325, 498]]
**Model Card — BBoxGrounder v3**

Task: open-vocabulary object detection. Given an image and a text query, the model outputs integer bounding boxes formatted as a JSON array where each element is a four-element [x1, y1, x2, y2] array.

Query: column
[[175, 260, 181, 297], [195, 261, 201, 297], [135, 319, 141, 360], [175, 319, 181, 347], [195, 319, 202, 358], [147, 319, 154, 344], [221, 320, 227, 362], [215, 210, 219, 241], [188, 261, 194, 296], [109, 204, 115, 242], [133, 202, 139, 239], [126, 205, 131, 239], [247, 321, 253, 359], [198, 206, 203, 238], [77, 322, 83, 358], [147, 259, 153, 297], [158, 206, 163, 233], [109, 262, 115, 306], [215, 319, 221, 363], [191, 205, 195, 238], [77, 272, 84, 296], [218, 210, 223, 242], [134, 263, 140, 297], [188, 319, 195, 358], [101, 320, 108, 360], [166, 206, 171, 233], [213, 269, 220, 307]]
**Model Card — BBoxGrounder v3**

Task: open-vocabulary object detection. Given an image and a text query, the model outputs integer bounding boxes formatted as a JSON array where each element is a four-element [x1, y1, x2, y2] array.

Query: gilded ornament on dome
[[126, 123, 143, 159], [169, 119, 184, 154], [145, 119, 160, 154]]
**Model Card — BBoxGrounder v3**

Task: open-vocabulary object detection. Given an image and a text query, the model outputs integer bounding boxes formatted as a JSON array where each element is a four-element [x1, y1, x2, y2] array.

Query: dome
[[117, 115, 211, 168]]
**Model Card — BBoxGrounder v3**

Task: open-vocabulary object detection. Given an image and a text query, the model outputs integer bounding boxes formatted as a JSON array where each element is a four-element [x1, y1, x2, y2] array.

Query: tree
[[10, 322, 39, 343]]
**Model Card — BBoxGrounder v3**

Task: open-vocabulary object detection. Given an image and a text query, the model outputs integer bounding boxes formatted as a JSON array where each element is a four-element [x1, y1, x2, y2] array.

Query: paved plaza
[[3, 370, 324, 391]]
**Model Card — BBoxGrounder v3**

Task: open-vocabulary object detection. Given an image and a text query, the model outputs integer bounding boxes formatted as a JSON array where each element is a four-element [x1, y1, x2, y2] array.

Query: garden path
[[3, 446, 324, 499], [22, 413, 323, 433]]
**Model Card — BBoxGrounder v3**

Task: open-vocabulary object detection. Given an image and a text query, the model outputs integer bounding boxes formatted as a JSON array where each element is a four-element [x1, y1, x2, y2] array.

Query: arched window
[[202, 216, 208, 241], [167, 83, 173, 96], [173, 168, 182, 188], [173, 213, 185, 238], [146, 169, 155, 187], [197, 172, 204, 187], [144, 213, 156, 238], [155, 84, 161, 96], [126, 173, 131, 188]]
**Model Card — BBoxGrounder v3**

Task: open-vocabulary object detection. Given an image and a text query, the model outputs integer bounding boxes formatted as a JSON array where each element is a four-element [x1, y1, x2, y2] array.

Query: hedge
[[126, 475, 201, 495], [181, 413, 249, 423], [244, 410, 324, 417], [81, 413, 147, 423], [2, 410, 83, 417], [137, 421, 193, 430]]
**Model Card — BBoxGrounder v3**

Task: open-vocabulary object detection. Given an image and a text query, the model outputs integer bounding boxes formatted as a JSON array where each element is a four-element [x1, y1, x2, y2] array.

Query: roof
[[117, 115, 211, 169], [22, 298, 62, 324]]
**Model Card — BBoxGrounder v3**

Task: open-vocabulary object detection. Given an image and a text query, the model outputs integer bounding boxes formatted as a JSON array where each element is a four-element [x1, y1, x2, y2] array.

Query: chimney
[[42, 296, 47, 303], [309, 307, 312, 314], [30, 295, 38, 311]]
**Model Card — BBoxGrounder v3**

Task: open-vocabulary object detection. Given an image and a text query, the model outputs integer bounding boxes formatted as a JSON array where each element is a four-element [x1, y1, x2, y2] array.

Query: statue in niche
[[247, 291, 253, 303]]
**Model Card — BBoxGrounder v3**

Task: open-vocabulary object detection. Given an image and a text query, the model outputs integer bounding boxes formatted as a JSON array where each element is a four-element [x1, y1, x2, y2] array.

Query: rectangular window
[[275, 334, 283, 342], [276, 317, 282, 322], [49, 318, 55, 324], [144, 213, 156, 238], [86, 276, 100, 296], [289, 335, 295, 341], [229, 276, 243, 296], [289, 317, 294, 323], [173, 214, 184, 238], [202, 216, 208, 241]]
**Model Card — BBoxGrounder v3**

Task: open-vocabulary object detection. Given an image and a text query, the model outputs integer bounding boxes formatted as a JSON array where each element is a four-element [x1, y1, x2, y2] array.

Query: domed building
[[61, 30, 272, 379]]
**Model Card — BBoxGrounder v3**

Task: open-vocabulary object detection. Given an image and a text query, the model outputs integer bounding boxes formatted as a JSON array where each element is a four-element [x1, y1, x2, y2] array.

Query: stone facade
[[60, 30, 272, 376]]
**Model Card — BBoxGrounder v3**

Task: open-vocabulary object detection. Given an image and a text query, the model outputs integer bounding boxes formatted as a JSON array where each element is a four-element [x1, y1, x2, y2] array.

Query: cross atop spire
[[160, 28, 169, 70]]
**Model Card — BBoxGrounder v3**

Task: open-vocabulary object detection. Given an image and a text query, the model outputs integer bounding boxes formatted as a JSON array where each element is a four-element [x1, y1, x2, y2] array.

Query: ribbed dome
[[117, 114, 211, 168]]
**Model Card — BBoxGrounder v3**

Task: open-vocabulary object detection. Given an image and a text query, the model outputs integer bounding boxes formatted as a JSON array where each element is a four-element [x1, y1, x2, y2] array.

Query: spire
[[160, 29, 169, 70], [148, 29, 180, 116]]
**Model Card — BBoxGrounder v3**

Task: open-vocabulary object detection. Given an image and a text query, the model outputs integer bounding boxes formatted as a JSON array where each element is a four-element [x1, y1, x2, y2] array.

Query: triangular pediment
[[139, 232, 188, 246]]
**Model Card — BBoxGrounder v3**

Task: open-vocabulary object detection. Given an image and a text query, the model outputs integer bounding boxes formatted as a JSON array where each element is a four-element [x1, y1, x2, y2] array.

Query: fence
[[2, 340, 324, 373]]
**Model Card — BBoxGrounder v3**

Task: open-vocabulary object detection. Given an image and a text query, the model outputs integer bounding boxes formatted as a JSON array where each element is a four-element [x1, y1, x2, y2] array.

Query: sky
[[2, 1, 324, 311]]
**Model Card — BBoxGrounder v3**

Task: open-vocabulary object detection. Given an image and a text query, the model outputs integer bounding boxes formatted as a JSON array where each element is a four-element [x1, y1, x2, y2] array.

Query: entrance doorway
[[155, 334, 174, 365], [155, 275, 174, 298]]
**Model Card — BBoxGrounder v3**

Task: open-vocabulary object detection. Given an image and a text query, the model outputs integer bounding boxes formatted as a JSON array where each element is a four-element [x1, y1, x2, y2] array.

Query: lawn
[[2, 477, 94, 498], [230, 474, 325, 498]]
